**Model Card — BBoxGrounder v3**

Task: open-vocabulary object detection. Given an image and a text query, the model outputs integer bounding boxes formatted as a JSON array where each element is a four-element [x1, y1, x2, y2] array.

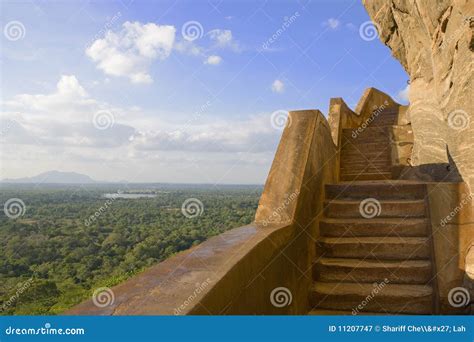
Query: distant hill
[[1, 170, 98, 184]]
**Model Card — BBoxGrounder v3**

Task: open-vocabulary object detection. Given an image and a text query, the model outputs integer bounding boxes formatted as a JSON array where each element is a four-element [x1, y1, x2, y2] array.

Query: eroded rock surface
[[363, 0, 473, 188]]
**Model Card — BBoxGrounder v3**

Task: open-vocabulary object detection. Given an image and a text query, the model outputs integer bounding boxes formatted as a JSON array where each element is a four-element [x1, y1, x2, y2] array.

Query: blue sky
[[0, 0, 409, 184]]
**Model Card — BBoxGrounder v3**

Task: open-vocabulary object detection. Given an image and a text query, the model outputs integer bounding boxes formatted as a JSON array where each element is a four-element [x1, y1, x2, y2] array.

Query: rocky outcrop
[[363, 0, 473, 189]]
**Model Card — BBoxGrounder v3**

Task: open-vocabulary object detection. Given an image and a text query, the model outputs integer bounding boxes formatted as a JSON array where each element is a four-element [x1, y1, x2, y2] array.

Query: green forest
[[0, 184, 261, 315]]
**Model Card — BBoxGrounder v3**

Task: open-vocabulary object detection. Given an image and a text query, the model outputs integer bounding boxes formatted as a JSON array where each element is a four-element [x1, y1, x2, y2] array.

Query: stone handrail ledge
[[67, 223, 299, 315], [328, 87, 400, 147]]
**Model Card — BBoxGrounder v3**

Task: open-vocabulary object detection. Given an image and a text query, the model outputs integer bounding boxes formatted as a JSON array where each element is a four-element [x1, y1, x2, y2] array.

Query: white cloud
[[1, 75, 134, 148], [1, 75, 282, 183], [4, 75, 95, 117], [205, 55, 222, 65], [397, 84, 410, 103], [208, 29, 241, 51], [174, 40, 204, 56], [323, 18, 340, 30], [175, 29, 240, 63], [129, 114, 280, 153], [271, 79, 285, 93], [2, 75, 281, 154], [86, 21, 176, 84]]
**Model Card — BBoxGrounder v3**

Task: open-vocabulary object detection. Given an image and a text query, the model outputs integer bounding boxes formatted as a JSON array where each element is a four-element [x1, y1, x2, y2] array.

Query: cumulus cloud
[[1, 75, 134, 148], [323, 18, 340, 29], [174, 40, 204, 56], [4, 75, 95, 118], [1, 70, 285, 183], [271, 79, 285, 93], [205, 55, 222, 65], [208, 29, 241, 51], [86, 21, 176, 84], [129, 114, 280, 153], [1, 75, 281, 155]]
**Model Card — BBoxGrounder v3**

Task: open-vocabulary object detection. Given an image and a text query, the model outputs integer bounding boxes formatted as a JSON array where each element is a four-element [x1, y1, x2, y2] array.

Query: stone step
[[371, 116, 398, 121], [317, 237, 430, 260], [371, 119, 397, 124], [340, 150, 391, 158], [313, 258, 432, 284], [340, 172, 393, 181], [310, 282, 433, 314], [340, 160, 391, 168], [371, 116, 398, 122], [324, 199, 426, 218], [342, 137, 390, 146], [341, 148, 392, 156], [342, 136, 390, 144], [341, 142, 392, 151], [325, 182, 426, 200], [340, 156, 391, 164], [341, 150, 392, 158], [342, 127, 390, 137], [341, 144, 390, 156], [340, 167, 392, 175], [371, 113, 398, 120], [319, 217, 429, 237], [340, 166, 392, 174], [341, 155, 391, 163]]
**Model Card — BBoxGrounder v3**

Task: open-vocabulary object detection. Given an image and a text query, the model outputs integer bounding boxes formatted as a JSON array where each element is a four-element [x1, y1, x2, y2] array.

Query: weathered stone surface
[[363, 0, 473, 189], [390, 124, 414, 166], [427, 182, 473, 313], [255, 110, 338, 227]]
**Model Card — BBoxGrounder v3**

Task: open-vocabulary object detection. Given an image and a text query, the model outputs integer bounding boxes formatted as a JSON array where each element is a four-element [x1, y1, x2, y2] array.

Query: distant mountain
[[1, 170, 98, 184]]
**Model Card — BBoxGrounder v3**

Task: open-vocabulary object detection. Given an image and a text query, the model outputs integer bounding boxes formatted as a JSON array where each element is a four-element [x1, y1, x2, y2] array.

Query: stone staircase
[[339, 108, 398, 181], [309, 108, 436, 315]]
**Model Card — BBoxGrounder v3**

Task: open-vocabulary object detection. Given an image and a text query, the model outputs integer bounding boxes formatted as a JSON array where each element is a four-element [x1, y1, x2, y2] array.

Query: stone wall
[[427, 182, 474, 313]]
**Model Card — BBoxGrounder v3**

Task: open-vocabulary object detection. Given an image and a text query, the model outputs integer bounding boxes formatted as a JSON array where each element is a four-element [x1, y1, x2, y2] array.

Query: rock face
[[363, 0, 473, 189]]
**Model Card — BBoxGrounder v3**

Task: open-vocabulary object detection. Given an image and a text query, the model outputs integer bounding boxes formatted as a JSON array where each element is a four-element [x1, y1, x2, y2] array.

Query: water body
[[103, 193, 157, 199]]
